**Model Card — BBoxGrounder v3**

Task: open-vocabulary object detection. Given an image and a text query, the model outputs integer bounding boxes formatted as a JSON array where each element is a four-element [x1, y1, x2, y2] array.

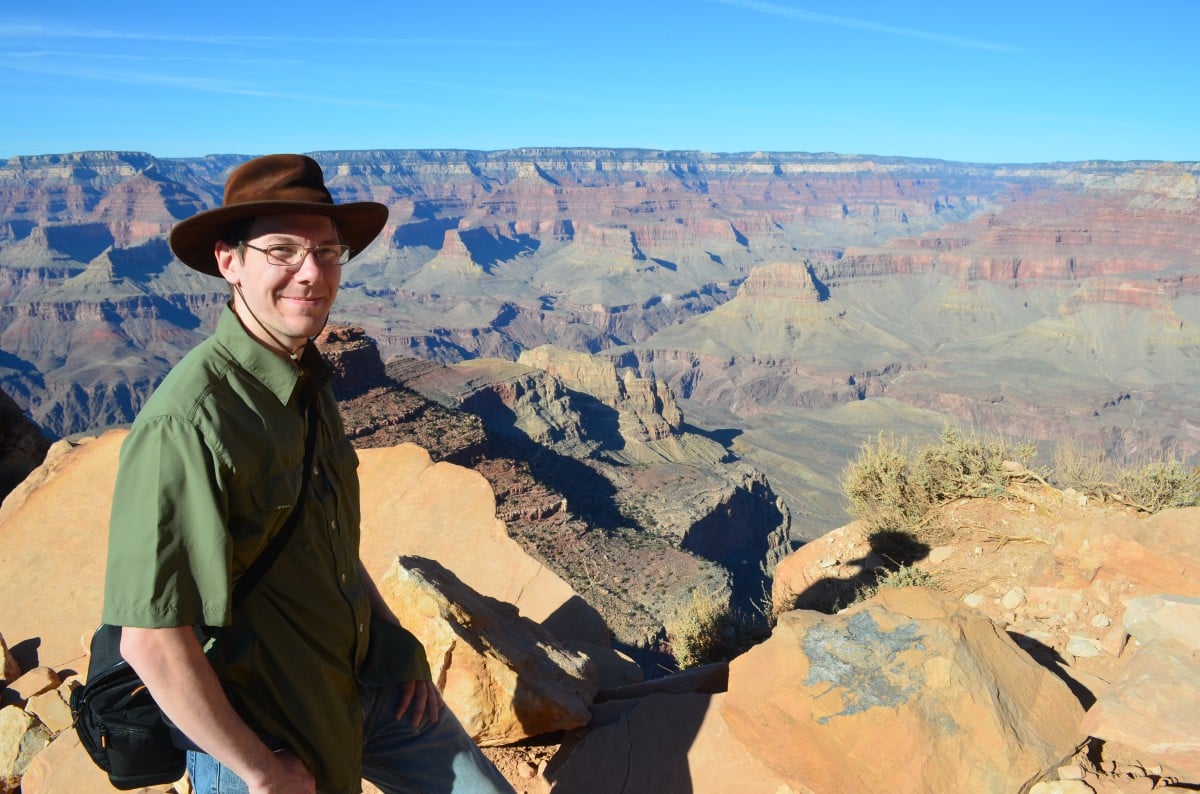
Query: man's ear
[[215, 242, 240, 285]]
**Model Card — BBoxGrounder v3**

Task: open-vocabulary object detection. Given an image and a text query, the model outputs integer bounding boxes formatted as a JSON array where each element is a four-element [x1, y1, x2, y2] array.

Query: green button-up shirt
[[103, 305, 427, 793]]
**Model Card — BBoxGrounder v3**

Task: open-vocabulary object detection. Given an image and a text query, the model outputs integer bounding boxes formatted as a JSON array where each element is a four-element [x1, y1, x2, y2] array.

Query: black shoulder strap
[[230, 397, 321, 608]]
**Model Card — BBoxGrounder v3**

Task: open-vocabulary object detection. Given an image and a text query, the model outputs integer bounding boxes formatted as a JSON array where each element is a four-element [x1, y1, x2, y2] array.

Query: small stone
[[928, 547, 954, 565], [963, 593, 986, 608], [1091, 614, 1111, 629], [517, 761, 537, 779], [1100, 625, 1129, 657], [24, 690, 73, 734], [5, 667, 60, 706], [1066, 636, 1101, 658], [817, 558, 839, 569], [1002, 587, 1027, 610], [1057, 763, 1085, 780]]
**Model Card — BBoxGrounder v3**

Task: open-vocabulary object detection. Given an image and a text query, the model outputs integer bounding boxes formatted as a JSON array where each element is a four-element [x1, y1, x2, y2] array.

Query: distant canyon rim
[[1, 148, 1197, 538]]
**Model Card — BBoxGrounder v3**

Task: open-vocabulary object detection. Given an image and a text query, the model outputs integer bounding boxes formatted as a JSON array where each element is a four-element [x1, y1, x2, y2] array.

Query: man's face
[[216, 213, 341, 355]]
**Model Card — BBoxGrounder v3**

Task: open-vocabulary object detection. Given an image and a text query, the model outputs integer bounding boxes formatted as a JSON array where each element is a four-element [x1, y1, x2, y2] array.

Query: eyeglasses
[[240, 242, 351, 269]]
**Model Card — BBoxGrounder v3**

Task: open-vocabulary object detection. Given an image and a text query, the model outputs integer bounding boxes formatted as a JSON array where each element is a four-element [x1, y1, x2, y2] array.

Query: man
[[102, 154, 514, 794]]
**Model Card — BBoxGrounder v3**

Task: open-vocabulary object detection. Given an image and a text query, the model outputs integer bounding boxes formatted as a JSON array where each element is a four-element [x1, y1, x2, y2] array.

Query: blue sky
[[1, 1, 1194, 163]]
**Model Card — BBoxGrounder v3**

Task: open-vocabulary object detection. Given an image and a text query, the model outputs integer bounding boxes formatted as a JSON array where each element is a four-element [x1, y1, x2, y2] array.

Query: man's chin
[[280, 317, 328, 343]]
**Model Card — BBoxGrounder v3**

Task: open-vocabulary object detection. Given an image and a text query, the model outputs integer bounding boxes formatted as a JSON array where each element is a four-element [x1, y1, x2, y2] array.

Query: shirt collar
[[214, 303, 332, 407]]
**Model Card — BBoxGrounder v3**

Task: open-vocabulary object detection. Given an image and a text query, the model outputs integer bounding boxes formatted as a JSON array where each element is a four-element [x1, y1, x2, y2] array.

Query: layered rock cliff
[[2, 148, 1198, 537]]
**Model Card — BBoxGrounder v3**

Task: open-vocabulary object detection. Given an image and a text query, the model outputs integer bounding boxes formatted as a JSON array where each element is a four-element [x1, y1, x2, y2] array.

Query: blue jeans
[[186, 684, 515, 793]]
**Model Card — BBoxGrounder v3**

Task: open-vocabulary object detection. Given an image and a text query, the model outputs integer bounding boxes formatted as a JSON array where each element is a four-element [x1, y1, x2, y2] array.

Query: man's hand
[[394, 679, 443, 727], [246, 751, 316, 794]]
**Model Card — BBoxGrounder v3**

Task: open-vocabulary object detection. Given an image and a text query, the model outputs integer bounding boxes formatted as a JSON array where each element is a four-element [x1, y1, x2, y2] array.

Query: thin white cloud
[[710, 0, 1024, 53], [6, 49, 301, 67], [0, 22, 526, 48], [1, 54, 618, 111], [0, 59, 407, 109]]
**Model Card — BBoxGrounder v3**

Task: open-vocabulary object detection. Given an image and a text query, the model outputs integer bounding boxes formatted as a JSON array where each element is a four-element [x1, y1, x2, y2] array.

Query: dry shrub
[[1052, 441, 1112, 496], [665, 589, 735, 670], [851, 563, 937, 606], [842, 433, 931, 534], [1117, 460, 1200, 513], [1052, 442, 1198, 513], [843, 427, 1039, 544]]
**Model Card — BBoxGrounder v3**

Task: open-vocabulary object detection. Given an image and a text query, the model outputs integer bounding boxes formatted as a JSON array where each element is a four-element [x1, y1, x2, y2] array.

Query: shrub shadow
[[786, 530, 931, 614]]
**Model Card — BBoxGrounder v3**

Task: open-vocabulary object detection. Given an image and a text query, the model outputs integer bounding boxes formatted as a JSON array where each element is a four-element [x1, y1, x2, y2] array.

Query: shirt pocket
[[226, 466, 303, 575]]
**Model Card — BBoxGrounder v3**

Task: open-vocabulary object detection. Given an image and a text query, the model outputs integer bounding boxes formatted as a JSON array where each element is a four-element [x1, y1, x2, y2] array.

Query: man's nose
[[293, 250, 325, 280]]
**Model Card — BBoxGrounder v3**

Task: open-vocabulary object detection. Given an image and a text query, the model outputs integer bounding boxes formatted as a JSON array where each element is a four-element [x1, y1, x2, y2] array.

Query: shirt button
[[341, 572, 347, 583], [312, 465, 319, 477], [331, 519, 338, 531], [359, 623, 364, 633]]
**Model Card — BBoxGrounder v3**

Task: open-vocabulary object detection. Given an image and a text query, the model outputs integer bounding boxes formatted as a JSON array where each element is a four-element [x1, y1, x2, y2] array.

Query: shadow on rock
[[787, 529, 931, 614]]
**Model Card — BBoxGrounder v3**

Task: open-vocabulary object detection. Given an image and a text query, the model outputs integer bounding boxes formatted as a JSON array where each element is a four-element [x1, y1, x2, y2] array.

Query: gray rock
[[1123, 594, 1200, 651]]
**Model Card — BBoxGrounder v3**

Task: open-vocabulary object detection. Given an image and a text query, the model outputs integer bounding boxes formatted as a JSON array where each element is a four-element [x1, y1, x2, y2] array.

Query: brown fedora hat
[[169, 154, 389, 277]]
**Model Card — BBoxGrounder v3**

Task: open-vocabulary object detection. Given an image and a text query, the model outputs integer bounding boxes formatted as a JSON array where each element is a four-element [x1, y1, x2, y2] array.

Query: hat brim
[[169, 199, 389, 277]]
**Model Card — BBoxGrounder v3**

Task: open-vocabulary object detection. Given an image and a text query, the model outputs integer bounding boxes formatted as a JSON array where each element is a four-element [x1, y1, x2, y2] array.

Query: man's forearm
[[119, 626, 289, 789]]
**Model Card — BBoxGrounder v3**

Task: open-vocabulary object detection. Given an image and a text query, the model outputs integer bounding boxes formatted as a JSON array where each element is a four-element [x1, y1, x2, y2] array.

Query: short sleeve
[[102, 415, 232, 628]]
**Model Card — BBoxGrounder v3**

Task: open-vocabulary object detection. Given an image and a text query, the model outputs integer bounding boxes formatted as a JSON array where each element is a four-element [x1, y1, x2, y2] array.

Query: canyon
[[1, 149, 1198, 540]]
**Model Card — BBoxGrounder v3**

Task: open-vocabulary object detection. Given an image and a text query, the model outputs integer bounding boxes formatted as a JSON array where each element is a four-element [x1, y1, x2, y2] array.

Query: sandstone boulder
[[0, 433, 124, 671], [771, 520, 879, 613], [1079, 638, 1200, 783], [357, 443, 610, 647], [723, 587, 1084, 794], [379, 555, 597, 745]]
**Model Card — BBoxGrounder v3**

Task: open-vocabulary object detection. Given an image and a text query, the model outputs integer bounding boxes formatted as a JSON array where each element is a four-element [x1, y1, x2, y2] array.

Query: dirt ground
[[481, 740, 558, 794]]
